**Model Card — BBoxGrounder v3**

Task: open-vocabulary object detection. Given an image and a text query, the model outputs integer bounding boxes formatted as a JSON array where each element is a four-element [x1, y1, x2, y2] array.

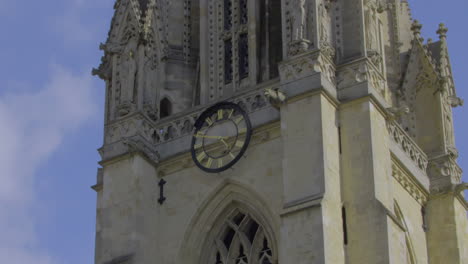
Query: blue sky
[[0, 1, 466, 263]]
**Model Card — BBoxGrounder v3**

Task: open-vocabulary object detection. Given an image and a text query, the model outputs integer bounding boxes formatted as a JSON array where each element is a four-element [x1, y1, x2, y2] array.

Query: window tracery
[[207, 0, 283, 101], [205, 210, 275, 264]]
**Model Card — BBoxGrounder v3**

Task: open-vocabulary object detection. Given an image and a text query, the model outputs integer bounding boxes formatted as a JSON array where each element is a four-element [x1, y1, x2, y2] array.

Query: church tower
[[92, 0, 468, 263]]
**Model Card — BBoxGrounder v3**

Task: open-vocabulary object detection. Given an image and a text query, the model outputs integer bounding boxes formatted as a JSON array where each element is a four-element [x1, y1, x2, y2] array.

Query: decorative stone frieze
[[153, 86, 271, 144], [279, 50, 336, 86], [105, 113, 158, 145], [387, 120, 428, 171], [337, 58, 387, 98], [392, 163, 428, 205], [427, 154, 463, 193]]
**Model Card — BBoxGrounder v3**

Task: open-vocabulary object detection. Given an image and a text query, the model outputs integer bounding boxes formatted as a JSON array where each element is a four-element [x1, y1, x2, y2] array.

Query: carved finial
[[437, 23, 448, 39], [411, 20, 422, 35], [426, 38, 433, 45], [411, 20, 423, 42], [425, 38, 434, 56]]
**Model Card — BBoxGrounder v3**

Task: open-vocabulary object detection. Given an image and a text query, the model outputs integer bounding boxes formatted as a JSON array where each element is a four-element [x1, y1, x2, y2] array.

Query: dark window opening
[[233, 213, 246, 225], [216, 252, 223, 264], [342, 206, 348, 245], [160, 98, 172, 119], [239, 0, 248, 25], [238, 33, 249, 79], [225, 39, 233, 84], [247, 220, 259, 243], [258, 0, 283, 82], [267, 0, 282, 79], [223, 227, 236, 249], [338, 126, 342, 154], [236, 245, 248, 264], [224, 0, 232, 30]]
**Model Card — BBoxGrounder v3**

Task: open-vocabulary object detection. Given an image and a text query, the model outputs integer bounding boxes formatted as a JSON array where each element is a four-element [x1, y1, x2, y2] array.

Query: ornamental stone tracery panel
[[204, 0, 283, 102], [203, 209, 275, 264]]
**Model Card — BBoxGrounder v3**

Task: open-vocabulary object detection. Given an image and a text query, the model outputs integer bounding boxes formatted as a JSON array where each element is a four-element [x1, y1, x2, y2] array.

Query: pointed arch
[[394, 201, 417, 264], [178, 180, 279, 264], [159, 97, 172, 119]]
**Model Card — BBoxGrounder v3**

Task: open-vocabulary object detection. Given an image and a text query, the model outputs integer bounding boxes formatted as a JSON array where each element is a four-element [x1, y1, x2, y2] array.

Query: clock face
[[191, 102, 252, 173]]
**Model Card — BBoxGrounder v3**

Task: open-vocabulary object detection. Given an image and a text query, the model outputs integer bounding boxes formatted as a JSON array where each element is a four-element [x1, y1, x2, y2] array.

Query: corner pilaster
[[278, 47, 344, 263], [340, 97, 394, 264]]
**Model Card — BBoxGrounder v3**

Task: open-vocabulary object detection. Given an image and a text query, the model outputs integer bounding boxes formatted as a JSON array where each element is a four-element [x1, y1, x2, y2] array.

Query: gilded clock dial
[[191, 102, 252, 173]]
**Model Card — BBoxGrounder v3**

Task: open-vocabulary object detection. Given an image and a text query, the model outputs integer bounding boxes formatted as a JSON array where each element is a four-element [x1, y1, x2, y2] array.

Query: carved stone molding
[[105, 113, 157, 145], [279, 50, 336, 85], [337, 58, 387, 98], [288, 39, 312, 57], [392, 163, 428, 205], [123, 137, 160, 164], [427, 154, 463, 194], [387, 120, 428, 171], [153, 87, 271, 145], [99, 134, 160, 167]]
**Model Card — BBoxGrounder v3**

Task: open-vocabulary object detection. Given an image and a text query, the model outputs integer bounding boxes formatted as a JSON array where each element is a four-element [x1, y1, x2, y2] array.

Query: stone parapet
[[387, 119, 428, 171]]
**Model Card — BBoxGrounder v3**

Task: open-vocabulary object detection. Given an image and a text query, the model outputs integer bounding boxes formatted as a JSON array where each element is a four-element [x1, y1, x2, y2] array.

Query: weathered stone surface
[[92, 1, 468, 264]]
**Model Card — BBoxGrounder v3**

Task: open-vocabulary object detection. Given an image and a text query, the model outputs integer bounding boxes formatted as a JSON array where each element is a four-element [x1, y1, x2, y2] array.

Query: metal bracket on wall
[[158, 179, 167, 205]]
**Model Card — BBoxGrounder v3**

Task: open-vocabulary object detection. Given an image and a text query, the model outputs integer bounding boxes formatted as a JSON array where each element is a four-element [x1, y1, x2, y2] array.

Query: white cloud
[[0, 64, 97, 263]]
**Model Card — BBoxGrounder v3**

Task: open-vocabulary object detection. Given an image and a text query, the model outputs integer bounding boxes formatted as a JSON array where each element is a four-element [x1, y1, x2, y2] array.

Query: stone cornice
[[391, 161, 429, 206], [99, 135, 160, 168], [428, 191, 468, 211]]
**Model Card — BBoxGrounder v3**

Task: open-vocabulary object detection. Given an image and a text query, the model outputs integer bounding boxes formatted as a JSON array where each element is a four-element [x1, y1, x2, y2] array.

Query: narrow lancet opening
[[160, 98, 172, 119]]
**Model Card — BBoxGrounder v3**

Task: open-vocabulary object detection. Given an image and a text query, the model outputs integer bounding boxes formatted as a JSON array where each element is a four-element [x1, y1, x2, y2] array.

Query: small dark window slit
[[342, 206, 348, 245]]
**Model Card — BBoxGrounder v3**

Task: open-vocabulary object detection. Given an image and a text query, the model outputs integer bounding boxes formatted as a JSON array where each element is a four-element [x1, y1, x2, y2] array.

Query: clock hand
[[220, 138, 230, 149]]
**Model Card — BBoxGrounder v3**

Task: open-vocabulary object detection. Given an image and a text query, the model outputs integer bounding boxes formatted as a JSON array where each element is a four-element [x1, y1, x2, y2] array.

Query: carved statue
[[319, 2, 329, 43], [365, 8, 379, 53], [289, 0, 307, 41], [287, 0, 311, 56], [121, 39, 138, 104], [444, 113, 455, 147]]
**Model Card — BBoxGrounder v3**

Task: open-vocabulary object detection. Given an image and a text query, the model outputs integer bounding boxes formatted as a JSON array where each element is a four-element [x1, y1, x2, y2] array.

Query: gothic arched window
[[394, 202, 417, 264], [205, 0, 283, 101], [160, 98, 172, 119], [205, 209, 274, 264]]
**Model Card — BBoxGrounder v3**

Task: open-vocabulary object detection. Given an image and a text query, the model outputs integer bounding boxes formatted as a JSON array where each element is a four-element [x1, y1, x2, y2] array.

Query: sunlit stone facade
[[92, 0, 468, 263]]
